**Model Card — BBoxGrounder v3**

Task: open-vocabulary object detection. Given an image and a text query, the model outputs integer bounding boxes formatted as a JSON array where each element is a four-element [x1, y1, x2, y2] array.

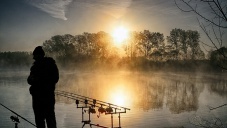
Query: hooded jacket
[[27, 57, 59, 97]]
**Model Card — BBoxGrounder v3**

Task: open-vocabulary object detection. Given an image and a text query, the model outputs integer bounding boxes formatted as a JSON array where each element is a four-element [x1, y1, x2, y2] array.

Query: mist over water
[[1, 69, 226, 128]]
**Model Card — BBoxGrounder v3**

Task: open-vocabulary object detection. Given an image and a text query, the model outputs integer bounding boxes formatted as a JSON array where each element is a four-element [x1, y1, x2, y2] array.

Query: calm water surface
[[0, 70, 227, 128]]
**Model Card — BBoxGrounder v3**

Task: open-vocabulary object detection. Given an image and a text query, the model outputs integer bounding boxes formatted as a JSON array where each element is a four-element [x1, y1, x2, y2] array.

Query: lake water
[[0, 70, 227, 128]]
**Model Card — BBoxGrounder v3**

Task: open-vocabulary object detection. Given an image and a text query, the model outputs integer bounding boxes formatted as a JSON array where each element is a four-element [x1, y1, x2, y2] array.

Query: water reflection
[[207, 79, 227, 97], [56, 72, 227, 114], [108, 85, 128, 106], [1, 71, 227, 128], [166, 82, 201, 114]]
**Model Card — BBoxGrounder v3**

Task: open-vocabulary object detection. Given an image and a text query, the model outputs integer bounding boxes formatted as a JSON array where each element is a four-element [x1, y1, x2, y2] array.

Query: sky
[[0, 0, 226, 52]]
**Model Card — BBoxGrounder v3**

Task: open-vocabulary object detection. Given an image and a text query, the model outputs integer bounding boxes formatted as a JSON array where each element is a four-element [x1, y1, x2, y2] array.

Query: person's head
[[33, 46, 45, 61]]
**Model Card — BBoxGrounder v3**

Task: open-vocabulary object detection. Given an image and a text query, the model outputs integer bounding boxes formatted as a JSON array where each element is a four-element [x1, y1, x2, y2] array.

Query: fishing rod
[[55, 90, 132, 116], [55, 91, 122, 113], [0, 103, 37, 127], [55, 90, 131, 116], [209, 103, 227, 110], [55, 90, 130, 128], [55, 90, 130, 110]]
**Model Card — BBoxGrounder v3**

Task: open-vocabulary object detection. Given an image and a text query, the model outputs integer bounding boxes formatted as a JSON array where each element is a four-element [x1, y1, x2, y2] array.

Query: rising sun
[[111, 26, 129, 46]]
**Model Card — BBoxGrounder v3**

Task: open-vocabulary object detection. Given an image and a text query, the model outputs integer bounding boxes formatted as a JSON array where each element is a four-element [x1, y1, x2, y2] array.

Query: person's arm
[[27, 65, 42, 85]]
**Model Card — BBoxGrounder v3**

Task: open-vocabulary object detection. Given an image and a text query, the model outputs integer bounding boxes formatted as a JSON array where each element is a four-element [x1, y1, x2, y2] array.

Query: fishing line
[[0, 103, 37, 127]]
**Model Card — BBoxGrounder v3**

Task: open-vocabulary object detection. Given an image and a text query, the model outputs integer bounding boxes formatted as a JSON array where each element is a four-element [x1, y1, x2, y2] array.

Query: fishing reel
[[10, 116, 20, 128], [97, 106, 106, 118], [98, 106, 106, 114], [105, 106, 113, 113], [89, 107, 96, 114], [10, 116, 20, 123]]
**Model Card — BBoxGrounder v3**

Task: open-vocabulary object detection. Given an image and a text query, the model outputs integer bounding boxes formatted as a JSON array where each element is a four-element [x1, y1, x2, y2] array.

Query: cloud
[[28, 0, 133, 19], [27, 0, 73, 20], [100, 0, 132, 18], [74, 0, 132, 19]]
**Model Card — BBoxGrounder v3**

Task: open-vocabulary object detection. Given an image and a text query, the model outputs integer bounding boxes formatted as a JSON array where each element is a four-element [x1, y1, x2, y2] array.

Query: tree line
[[42, 28, 205, 63], [0, 51, 32, 69], [0, 28, 226, 71]]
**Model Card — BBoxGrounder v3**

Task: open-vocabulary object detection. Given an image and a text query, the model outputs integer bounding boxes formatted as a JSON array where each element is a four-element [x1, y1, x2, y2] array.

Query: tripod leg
[[15, 123, 18, 128], [82, 123, 85, 128]]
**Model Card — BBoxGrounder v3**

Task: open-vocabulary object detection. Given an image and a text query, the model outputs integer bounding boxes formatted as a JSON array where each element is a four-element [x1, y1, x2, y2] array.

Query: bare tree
[[175, 0, 227, 68], [175, 0, 227, 28], [175, 1, 227, 125]]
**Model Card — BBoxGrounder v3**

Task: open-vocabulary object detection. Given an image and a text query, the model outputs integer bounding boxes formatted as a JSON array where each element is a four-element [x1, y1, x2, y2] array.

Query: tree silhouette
[[167, 28, 204, 60], [42, 34, 75, 65], [175, 0, 227, 68]]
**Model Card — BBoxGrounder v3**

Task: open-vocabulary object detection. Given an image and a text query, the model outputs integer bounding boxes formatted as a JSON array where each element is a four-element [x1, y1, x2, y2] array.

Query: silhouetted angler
[[27, 46, 59, 128]]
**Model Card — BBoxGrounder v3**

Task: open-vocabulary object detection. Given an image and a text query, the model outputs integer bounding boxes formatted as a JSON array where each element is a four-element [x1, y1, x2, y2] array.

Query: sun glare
[[113, 93, 125, 106], [112, 26, 129, 46], [109, 87, 128, 106]]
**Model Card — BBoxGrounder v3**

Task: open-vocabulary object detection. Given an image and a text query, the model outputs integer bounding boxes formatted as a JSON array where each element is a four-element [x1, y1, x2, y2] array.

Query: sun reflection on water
[[106, 84, 132, 107], [111, 90, 125, 106]]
